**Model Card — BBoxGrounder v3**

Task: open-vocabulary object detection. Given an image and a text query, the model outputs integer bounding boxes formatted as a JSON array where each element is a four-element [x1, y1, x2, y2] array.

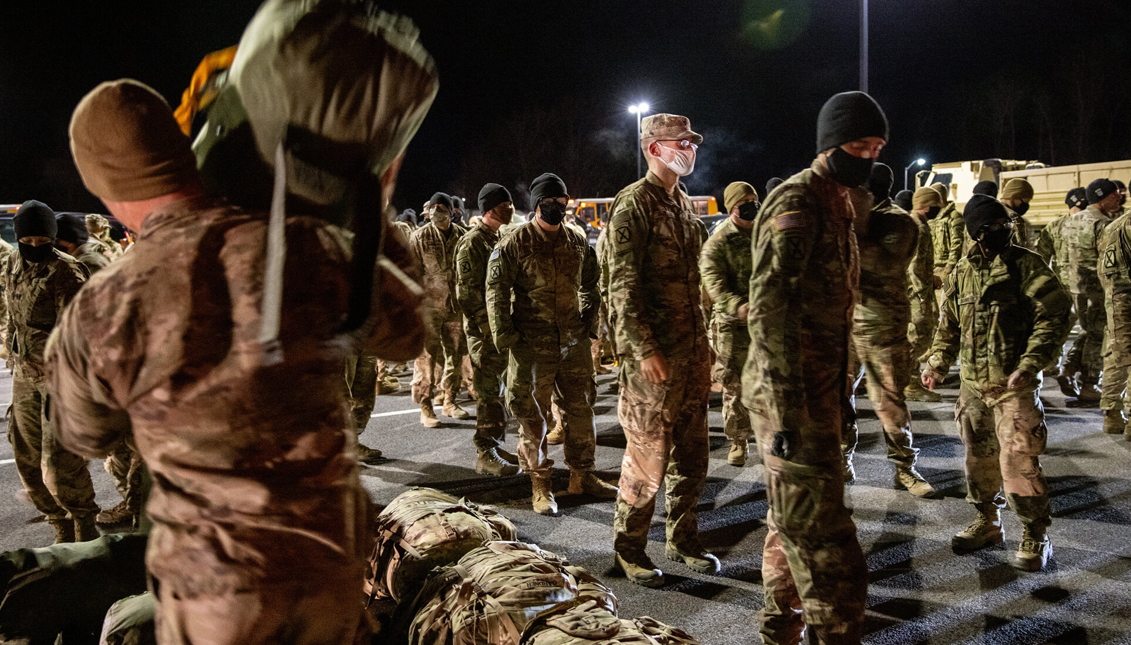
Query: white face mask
[[657, 144, 696, 177]]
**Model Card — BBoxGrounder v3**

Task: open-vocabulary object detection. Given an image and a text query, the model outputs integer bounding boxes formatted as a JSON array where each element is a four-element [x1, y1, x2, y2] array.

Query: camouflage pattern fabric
[[45, 197, 418, 644], [1035, 213, 1075, 377], [0, 239, 11, 353], [930, 201, 964, 281], [104, 440, 145, 515], [741, 160, 867, 644], [700, 217, 754, 442], [3, 248, 87, 381], [456, 221, 509, 450], [1010, 210, 1036, 251], [486, 220, 600, 479], [1058, 204, 1112, 385], [86, 214, 124, 261], [345, 351, 379, 433], [101, 593, 156, 645], [1098, 213, 1131, 412], [596, 226, 619, 359], [606, 172, 711, 556], [843, 199, 921, 469], [70, 240, 112, 276], [410, 220, 470, 404], [524, 601, 703, 645], [906, 209, 937, 363]]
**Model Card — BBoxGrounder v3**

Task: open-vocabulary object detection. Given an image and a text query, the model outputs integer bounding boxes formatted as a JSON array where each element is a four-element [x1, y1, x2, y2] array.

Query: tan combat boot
[[1056, 373, 1079, 398], [476, 448, 520, 477], [356, 443, 385, 465], [1012, 524, 1052, 572], [546, 421, 565, 445], [74, 514, 100, 542], [665, 541, 721, 575], [904, 381, 942, 403], [1075, 381, 1102, 404], [1104, 409, 1126, 434], [376, 375, 400, 395], [420, 401, 440, 428], [894, 466, 939, 499], [727, 440, 747, 466], [531, 476, 558, 516], [96, 500, 136, 526], [567, 470, 618, 499], [594, 361, 611, 375], [952, 506, 1005, 553], [442, 396, 470, 420], [614, 551, 664, 588], [49, 518, 75, 544]]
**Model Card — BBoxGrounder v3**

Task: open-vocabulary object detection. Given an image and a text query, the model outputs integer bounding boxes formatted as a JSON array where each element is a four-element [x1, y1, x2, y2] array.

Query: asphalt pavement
[[1, 361, 1130, 645]]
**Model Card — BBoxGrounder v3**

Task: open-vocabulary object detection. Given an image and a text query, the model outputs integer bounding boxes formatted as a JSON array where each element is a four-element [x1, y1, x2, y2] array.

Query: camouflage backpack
[[405, 541, 617, 645], [366, 488, 517, 604], [520, 600, 701, 645]]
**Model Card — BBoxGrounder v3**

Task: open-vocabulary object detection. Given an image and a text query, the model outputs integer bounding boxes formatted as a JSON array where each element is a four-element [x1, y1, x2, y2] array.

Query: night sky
[[3, 1, 1130, 213]]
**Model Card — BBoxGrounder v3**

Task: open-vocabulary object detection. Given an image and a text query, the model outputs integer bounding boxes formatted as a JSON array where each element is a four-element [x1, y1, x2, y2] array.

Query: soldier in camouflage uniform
[[904, 187, 942, 403], [930, 182, 964, 290], [700, 181, 759, 467], [1058, 179, 1121, 403], [1036, 188, 1088, 397], [843, 164, 937, 498], [923, 195, 1071, 572], [607, 114, 719, 587], [0, 238, 13, 359], [486, 173, 616, 514], [456, 183, 521, 477], [1001, 179, 1036, 251], [344, 350, 386, 464], [410, 193, 470, 427], [744, 92, 888, 644], [84, 214, 123, 261], [1099, 203, 1131, 436], [55, 212, 111, 276], [4, 201, 99, 544]]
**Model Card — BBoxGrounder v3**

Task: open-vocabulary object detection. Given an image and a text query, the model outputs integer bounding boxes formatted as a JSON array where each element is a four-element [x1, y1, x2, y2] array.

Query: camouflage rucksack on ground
[[519, 599, 673, 645], [99, 593, 156, 645], [405, 541, 617, 645], [367, 488, 517, 604]]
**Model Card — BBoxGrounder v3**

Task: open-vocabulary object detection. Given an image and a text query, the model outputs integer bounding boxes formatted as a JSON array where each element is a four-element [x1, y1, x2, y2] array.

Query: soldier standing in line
[[930, 182, 964, 306], [893, 189, 913, 212], [972, 180, 999, 198], [700, 181, 759, 467], [843, 163, 937, 498], [1001, 179, 1036, 250], [1037, 187, 1088, 397], [54, 213, 111, 275], [1059, 179, 1121, 404], [344, 351, 388, 464], [4, 200, 100, 543], [1099, 203, 1131, 437], [608, 113, 719, 587], [84, 214, 123, 261], [904, 187, 942, 403], [410, 193, 470, 427], [487, 173, 617, 515], [744, 92, 888, 643], [923, 195, 1071, 572], [456, 182, 521, 476], [0, 238, 12, 359]]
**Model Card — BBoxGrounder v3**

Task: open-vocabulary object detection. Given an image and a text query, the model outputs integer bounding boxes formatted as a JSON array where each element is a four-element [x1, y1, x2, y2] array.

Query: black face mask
[[737, 201, 761, 221], [825, 147, 875, 188], [1013, 202, 1030, 217], [978, 228, 1013, 255], [539, 201, 566, 226], [18, 243, 54, 263], [924, 206, 941, 220]]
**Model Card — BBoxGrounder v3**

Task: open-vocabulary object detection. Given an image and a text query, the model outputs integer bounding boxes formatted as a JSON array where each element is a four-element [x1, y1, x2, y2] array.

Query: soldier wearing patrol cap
[[1037, 187, 1088, 397], [607, 113, 719, 587]]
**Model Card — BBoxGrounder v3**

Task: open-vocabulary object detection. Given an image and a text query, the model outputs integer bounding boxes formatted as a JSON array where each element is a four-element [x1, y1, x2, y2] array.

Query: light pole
[[904, 158, 926, 191], [860, 0, 869, 93], [628, 102, 650, 178]]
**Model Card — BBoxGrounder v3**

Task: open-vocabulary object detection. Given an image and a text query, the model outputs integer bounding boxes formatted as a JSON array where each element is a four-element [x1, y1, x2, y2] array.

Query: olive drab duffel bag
[[405, 541, 617, 645], [366, 487, 517, 604]]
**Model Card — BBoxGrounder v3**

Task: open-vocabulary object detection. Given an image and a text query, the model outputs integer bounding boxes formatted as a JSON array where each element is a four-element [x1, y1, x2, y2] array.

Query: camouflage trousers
[[713, 321, 753, 442], [345, 352, 379, 433], [506, 341, 596, 479], [468, 331, 510, 452], [843, 330, 919, 469], [8, 376, 98, 522], [412, 318, 467, 404], [1045, 308, 1078, 378], [1064, 291, 1106, 385], [907, 298, 936, 365], [152, 573, 368, 645], [1101, 296, 1131, 411], [591, 302, 614, 367], [614, 357, 710, 555], [750, 364, 867, 644], [105, 442, 145, 514], [955, 384, 1051, 528]]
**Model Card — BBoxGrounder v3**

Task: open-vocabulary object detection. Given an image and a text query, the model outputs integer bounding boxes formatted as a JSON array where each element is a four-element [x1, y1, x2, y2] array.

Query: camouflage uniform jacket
[[455, 221, 500, 341], [0, 240, 13, 328], [741, 160, 860, 424], [71, 240, 112, 276], [44, 197, 420, 595], [607, 171, 708, 362], [1004, 205, 1036, 251], [1035, 213, 1069, 271], [486, 219, 599, 353], [1098, 212, 1131, 366], [854, 199, 919, 337], [410, 221, 468, 318], [2, 249, 86, 380], [1059, 204, 1111, 295], [700, 217, 752, 326], [930, 201, 963, 276], [927, 245, 1072, 388], [907, 209, 937, 324]]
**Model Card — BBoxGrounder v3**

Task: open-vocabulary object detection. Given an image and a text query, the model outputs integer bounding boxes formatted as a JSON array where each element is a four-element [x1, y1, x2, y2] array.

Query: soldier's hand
[[932, 275, 943, 289], [771, 430, 797, 460], [922, 369, 943, 391], [737, 302, 750, 320], [1007, 369, 1034, 390], [640, 353, 670, 385]]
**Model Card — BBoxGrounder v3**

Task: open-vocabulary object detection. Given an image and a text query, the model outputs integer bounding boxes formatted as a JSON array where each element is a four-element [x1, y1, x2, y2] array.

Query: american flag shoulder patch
[[773, 211, 807, 231]]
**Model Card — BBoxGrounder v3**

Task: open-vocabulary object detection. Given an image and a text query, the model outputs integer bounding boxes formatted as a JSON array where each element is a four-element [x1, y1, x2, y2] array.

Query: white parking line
[[371, 408, 429, 419], [0, 459, 13, 465]]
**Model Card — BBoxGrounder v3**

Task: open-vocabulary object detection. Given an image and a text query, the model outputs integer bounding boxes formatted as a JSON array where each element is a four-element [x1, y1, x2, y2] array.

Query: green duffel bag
[[405, 541, 617, 645], [367, 488, 517, 605], [98, 593, 155, 645], [521, 599, 655, 645], [629, 617, 701, 645]]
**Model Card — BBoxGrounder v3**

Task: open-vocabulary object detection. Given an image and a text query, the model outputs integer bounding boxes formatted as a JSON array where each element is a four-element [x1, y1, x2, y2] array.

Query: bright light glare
[[628, 105, 638, 114], [638, 102, 649, 112], [917, 158, 926, 165], [628, 102, 650, 114]]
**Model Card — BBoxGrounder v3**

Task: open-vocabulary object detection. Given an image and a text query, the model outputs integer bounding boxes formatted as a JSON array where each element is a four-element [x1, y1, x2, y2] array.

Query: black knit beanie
[[816, 91, 889, 154]]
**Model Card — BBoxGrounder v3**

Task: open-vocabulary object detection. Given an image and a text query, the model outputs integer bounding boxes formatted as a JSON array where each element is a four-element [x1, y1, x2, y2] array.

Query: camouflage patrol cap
[[640, 113, 703, 144]]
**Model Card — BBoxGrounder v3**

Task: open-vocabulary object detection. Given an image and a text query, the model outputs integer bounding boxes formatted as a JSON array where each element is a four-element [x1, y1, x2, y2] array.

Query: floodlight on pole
[[629, 102, 650, 178], [904, 158, 927, 191]]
